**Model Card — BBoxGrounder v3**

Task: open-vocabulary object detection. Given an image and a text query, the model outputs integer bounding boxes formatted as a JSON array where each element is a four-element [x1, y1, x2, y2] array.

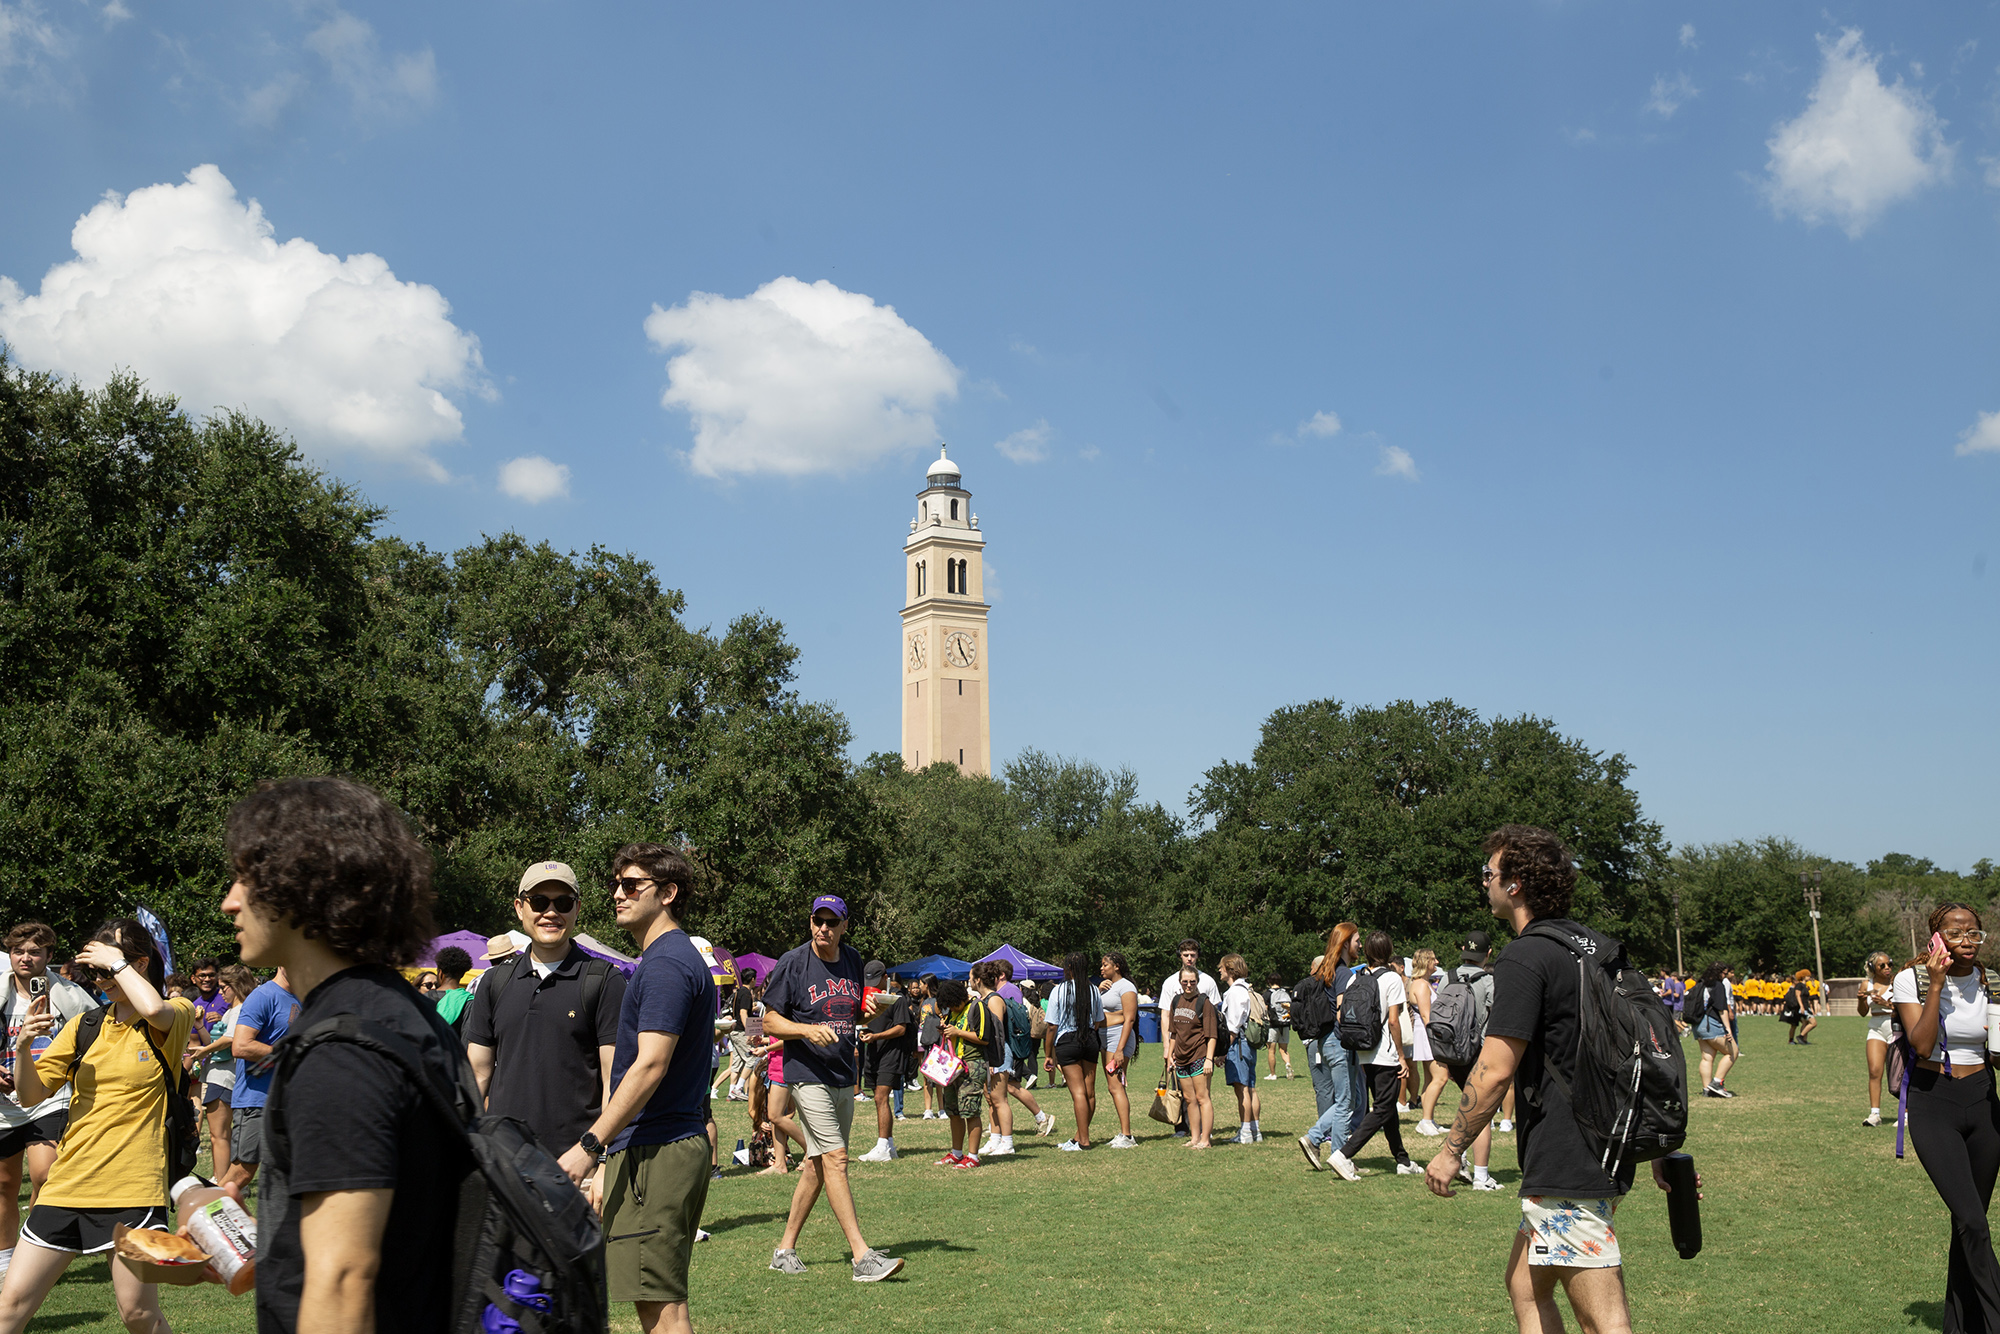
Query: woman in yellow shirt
[[0, 918, 197, 1334]]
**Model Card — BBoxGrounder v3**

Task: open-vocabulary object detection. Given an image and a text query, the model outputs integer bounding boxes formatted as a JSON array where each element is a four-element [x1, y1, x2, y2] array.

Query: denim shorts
[[1692, 1016, 1726, 1041]]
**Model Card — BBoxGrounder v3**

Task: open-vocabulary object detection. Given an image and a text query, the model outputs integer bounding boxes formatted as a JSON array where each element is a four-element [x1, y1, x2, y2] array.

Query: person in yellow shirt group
[[0, 918, 197, 1334]]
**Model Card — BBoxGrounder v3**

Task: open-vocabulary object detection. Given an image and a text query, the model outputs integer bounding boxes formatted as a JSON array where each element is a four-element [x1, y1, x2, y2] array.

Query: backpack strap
[[63, 1006, 109, 1080], [1515, 923, 1595, 1108], [580, 960, 613, 1041], [267, 1013, 478, 1174]]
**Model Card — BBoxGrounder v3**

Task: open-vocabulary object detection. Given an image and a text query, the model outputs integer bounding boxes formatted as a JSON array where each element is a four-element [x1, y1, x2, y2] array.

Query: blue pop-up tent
[[889, 953, 972, 980], [975, 944, 1064, 981]]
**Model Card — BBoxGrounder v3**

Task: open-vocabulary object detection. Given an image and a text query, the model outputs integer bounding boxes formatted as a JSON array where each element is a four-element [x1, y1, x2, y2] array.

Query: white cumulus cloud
[[1679, 24, 1698, 50], [1646, 72, 1698, 119], [1375, 445, 1420, 481], [644, 276, 960, 479], [1299, 410, 1343, 438], [0, 164, 487, 477], [498, 455, 571, 502], [1762, 29, 1954, 237], [1957, 411, 2000, 457], [995, 420, 1050, 463]]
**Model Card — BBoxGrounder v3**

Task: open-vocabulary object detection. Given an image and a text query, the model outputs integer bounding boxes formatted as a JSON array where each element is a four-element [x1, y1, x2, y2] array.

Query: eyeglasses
[[1943, 930, 1989, 944], [611, 877, 655, 896], [522, 894, 577, 915], [811, 915, 842, 929]]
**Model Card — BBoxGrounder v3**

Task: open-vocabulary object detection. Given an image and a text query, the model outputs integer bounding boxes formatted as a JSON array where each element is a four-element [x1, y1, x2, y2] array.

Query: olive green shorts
[[604, 1134, 711, 1305]]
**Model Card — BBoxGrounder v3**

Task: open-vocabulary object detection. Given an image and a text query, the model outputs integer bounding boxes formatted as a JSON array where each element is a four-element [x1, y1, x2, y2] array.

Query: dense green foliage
[[2, 362, 1984, 984]]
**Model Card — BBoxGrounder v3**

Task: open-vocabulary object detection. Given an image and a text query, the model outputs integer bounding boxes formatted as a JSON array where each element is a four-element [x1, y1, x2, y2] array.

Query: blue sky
[[3, 3, 1996, 870]]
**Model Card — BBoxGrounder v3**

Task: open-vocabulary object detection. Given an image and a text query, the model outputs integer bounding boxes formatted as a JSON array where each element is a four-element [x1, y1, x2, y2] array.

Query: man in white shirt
[[1219, 956, 1263, 1143], [1328, 930, 1415, 1181], [0, 923, 94, 1280], [1157, 939, 1221, 1018]]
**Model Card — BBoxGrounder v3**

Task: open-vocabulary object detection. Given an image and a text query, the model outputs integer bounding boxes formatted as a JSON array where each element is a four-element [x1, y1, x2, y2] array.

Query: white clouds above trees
[[0, 164, 487, 477], [499, 455, 571, 502], [645, 276, 960, 479], [1957, 411, 2000, 458], [1762, 29, 1953, 237]]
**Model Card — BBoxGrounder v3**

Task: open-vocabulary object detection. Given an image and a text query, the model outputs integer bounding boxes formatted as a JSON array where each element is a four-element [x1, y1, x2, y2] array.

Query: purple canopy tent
[[734, 952, 779, 984], [975, 944, 1063, 982]]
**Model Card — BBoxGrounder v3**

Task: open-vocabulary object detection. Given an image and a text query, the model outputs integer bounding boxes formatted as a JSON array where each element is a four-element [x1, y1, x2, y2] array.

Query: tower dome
[[925, 445, 960, 488]]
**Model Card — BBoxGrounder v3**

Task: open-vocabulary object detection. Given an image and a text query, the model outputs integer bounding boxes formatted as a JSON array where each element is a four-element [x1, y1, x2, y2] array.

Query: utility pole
[[1800, 870, 1826, 1009], [1671, 886, 1684, 977]]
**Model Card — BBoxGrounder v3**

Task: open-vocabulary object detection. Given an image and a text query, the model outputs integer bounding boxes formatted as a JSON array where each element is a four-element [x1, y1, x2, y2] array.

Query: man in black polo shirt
[[220, 776, 469, 1334], [1424, 824, 1696, 1334], [467, 859, 628, 1159]]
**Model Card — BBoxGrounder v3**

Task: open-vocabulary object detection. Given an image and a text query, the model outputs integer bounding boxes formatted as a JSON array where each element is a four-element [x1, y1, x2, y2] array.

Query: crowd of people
[[31, 772, 1988, 1333]]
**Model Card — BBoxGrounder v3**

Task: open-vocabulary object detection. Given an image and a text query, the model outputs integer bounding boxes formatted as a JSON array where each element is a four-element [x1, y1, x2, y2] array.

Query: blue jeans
[[1304, 1033, 1360, 1148]]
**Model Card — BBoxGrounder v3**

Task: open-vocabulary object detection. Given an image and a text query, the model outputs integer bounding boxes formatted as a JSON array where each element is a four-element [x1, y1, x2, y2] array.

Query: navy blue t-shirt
[[761, 941, 864, 1087], [608, 929, 715, 1151]]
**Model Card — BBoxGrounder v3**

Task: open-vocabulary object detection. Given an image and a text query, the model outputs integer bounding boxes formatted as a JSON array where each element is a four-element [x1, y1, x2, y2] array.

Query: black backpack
[[268, 1012, 607, 1334], [68, 1006, 200, 1185], [1520, 922, 1688, 1177], [1290, 974, 1339, 1041], [1336, 967, 1385, 1051]]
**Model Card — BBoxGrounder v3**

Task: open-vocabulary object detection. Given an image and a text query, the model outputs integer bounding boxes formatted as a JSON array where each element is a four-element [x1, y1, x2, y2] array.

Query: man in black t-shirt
[[1423, 824, 1697, 1334], [220, 776, 470, 1334], [857, 962, 915, 1162]]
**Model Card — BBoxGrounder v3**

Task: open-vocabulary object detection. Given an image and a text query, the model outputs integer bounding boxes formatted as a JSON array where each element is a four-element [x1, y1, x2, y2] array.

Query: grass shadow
[[1904, 1301, 1944, 1330], [700, 1211, 787, 1236], [889, 1237, 974, 1255], [22, 1313, 109, 1329]]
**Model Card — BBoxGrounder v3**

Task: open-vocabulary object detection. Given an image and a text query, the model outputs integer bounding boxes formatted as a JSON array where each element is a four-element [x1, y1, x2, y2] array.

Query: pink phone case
[[1932, 931, 1950, 956]]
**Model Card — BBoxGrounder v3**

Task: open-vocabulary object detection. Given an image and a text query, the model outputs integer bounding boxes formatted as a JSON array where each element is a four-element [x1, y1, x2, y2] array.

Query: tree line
[[1, 360, 1983, 986]]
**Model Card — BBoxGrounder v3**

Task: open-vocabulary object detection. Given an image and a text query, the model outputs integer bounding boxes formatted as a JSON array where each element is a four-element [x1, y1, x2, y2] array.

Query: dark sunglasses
[[522, 893, 577, 914], [811, 915, 843, 928], [611, 876, 654, 895]]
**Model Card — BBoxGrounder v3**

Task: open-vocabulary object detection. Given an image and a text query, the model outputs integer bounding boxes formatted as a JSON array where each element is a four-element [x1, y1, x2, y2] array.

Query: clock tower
[[901, 445, 990, 775]]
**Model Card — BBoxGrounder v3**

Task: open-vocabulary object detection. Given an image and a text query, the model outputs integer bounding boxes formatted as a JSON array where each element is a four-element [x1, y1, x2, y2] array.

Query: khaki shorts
[[790, 1082, 856, 1158], [1519, 1196, 1621, 1269], [604, 1135, 711, 1304]]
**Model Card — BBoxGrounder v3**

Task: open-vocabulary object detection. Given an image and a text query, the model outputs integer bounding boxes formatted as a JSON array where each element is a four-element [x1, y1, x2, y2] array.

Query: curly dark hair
[[1482, 824, 1578, 920], [434, 947, 473, 984], [1698, 960, 1727, 985], [609, 842, 694, 922], [226, 777, 436, 968]]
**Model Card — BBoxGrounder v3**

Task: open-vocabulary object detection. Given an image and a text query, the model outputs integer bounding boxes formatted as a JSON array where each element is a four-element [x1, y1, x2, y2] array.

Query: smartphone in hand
[[1932, 932, 1951, 958]]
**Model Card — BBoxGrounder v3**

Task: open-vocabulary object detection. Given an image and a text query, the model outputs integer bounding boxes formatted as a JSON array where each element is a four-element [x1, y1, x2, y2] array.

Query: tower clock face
[[944, 631, 977, 668], [908, 632, 926, 670]]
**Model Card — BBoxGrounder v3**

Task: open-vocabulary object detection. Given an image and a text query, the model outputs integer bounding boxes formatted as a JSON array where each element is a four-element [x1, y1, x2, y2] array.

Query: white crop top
[[1892, 967, 1993, 1067]]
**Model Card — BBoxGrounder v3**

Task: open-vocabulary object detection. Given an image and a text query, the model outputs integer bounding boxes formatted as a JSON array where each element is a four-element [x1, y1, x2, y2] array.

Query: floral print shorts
[[1518, 1196, 1621, 1268]]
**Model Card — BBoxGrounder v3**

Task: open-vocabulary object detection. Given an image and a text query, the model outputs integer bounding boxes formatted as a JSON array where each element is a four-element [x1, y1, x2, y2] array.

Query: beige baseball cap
[[517, 860, 578, 897]]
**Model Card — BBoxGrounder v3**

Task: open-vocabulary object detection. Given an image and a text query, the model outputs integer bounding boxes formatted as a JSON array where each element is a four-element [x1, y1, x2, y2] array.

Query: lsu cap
[[517, 860, 578, 897], [811, 894, 848, 920]]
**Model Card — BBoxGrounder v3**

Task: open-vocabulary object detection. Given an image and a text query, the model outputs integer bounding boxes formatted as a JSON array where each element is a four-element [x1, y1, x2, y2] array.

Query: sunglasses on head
[[522, 893, 577, 914]]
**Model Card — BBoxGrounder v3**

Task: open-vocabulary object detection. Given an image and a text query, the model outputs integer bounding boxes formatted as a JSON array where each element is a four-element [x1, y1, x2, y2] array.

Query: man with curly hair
[[221, 776, 470, 1334], [1423, 824, 1694, 1334]]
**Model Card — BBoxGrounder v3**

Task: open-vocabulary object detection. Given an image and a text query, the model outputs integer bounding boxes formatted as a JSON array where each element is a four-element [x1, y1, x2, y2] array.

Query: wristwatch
[[578, 1131, 603, 1158], [108, 959, 130, 976]]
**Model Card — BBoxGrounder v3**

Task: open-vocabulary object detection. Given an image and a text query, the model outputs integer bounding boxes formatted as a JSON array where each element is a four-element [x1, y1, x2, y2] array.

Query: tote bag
[[921, 1043, 965, 1087], [1148, 1082, 1183, 1127]]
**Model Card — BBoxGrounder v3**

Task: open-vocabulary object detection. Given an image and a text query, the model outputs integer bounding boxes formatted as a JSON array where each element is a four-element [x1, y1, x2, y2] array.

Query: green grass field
[[18, 1015, 1956, 1332]]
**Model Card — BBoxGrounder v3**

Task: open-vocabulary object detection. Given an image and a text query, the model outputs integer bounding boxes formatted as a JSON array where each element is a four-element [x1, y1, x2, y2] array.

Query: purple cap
[[811, 894, 848, 920]]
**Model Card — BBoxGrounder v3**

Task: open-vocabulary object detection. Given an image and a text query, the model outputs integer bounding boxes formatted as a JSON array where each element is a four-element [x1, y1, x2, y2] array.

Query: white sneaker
[[977, 1134, 998, 1156], [1035, 1111, 1057, 1137], [1396, 1102, 1410, 1113], [1396, 1161, 1423, 1175], [1234, 1127, 1253, 1144], [1471, 1176, 1504, 1191], [1862, 1109, 1882, 1127], [1328, 1150, 1361, 1181], [1414, 1119, 1442, 1137], [986, 1136, 1015, 1157], [922, 1110, 939, 1120], [1059, 1138, 1085, 1152], [1494, 1119, 1513, 1132], [858, 1140, 895, 1163], [1263, 1074, 1278, 1080], [1108, 1134, 1138, 1148], [1253, 1127, 1264, 1142], [1455, 1160, 1473, 1184]]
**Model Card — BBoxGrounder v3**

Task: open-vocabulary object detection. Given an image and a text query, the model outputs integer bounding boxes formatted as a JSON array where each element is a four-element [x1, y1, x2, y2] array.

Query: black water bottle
[[1661, 1152, 1701, 1259]]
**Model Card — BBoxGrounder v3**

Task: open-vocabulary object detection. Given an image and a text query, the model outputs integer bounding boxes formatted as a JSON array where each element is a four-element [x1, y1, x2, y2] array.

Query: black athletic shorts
[[1053, 1032, 1099, 1067], [864, 1051, 910, 1090], [0, 1109, 67, 1160], [24, 1204, 166, 1255]]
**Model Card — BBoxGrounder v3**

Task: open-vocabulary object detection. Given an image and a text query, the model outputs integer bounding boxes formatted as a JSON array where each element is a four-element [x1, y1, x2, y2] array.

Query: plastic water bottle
[[170, 1176, 257, 1295]]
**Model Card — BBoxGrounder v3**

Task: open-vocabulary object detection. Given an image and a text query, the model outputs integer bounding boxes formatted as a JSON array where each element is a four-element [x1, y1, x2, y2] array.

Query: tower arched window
[[950, 499, 959, 520], [946, 559, 958, 595], [916, 561, 926, 596]]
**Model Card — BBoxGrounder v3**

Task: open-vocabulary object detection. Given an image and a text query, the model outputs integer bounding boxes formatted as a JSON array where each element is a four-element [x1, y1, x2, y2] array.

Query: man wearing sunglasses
[[466, 861, 628, 1167], [763, 896, 904, 1283]]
